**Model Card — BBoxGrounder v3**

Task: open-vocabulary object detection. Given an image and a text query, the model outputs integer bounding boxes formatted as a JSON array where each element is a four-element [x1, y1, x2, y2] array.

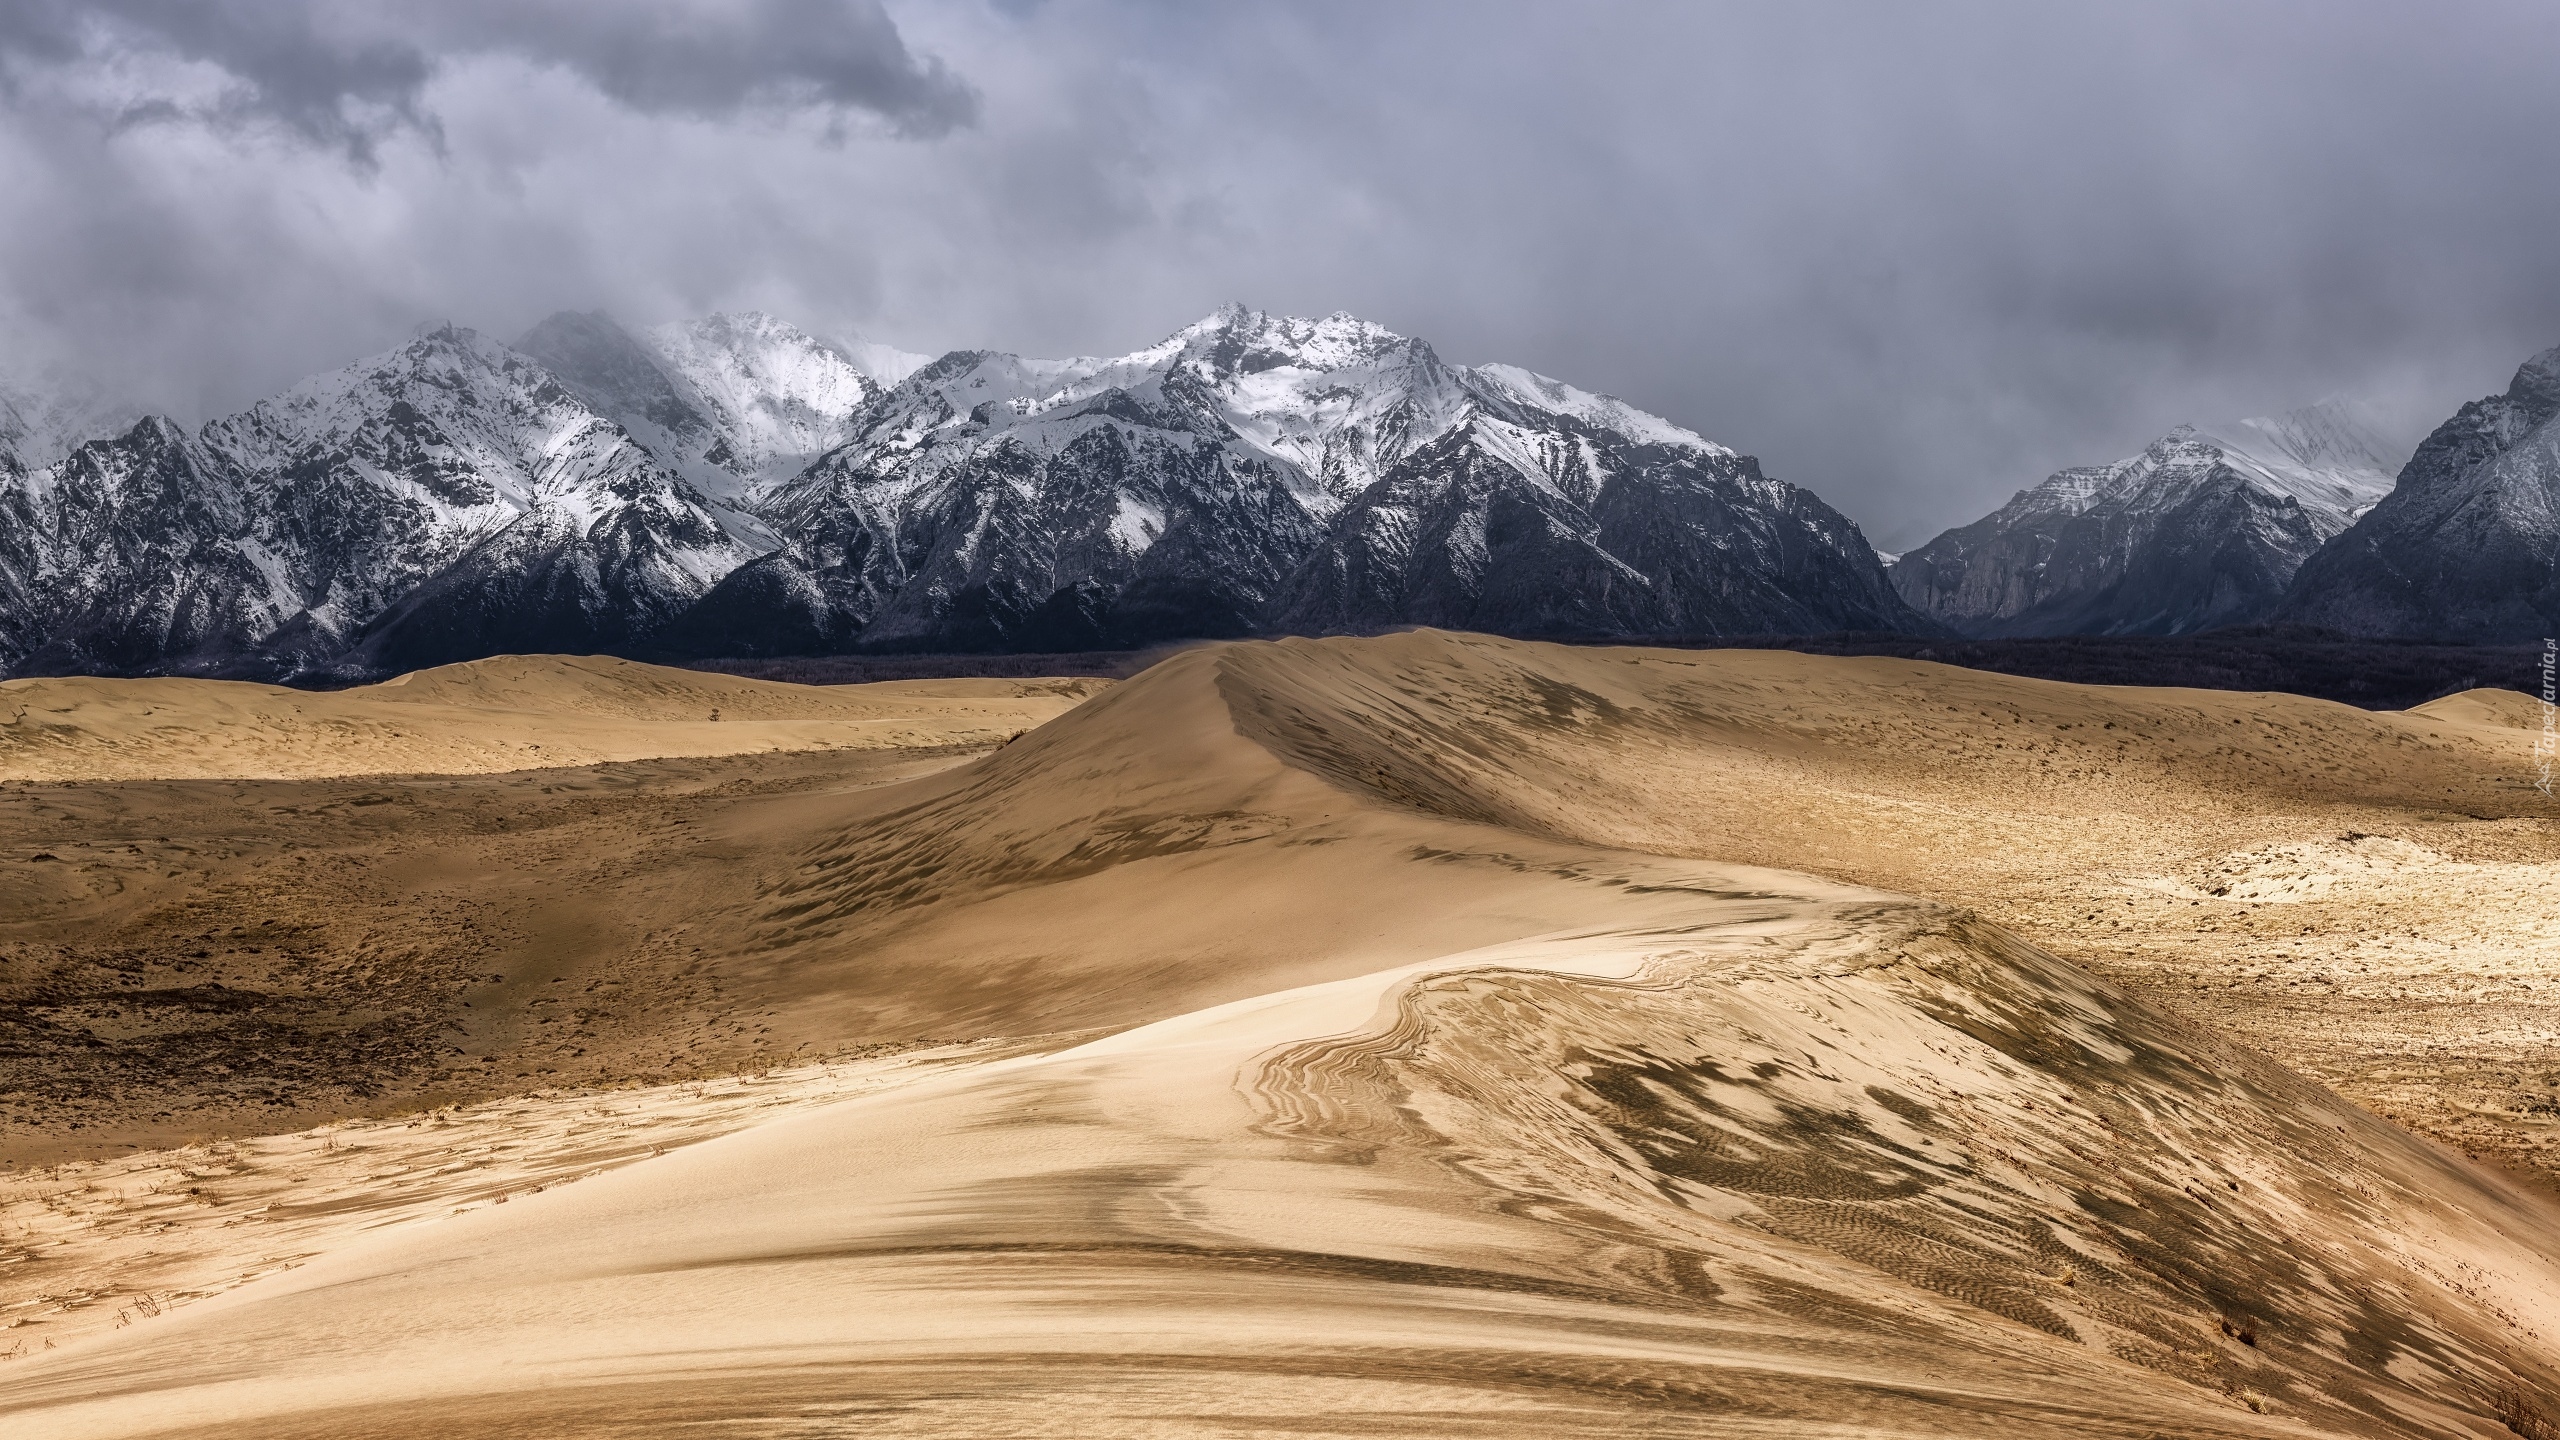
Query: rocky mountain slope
[[1, 327, 758, 678], [1890, 401, 2402, 637], [2277, 345, 2560, 642], [1, 308, 1924, 677], [691, 307, 1920, 654]]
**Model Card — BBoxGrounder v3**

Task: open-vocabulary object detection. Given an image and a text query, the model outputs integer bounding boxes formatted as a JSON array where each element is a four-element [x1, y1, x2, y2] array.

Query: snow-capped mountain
[[1268, 356, 1901, 642], [1, 326, 755, 678], [515, 310, 923, 500], [0, 416, 269, 675], [2278, 346, 2560, 642], [0, 305, 1923, 679], [1889, 400, 2407, 637], [678, 306, 1920, 654]]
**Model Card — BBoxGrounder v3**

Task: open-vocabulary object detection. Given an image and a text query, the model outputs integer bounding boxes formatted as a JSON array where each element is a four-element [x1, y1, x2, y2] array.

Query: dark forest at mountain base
[[675, 627, 2551, 713]]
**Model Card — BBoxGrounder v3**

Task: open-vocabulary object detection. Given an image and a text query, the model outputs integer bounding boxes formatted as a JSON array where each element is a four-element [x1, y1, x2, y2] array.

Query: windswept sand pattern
[[0, 1042, 1055, 1357], [1209, 634, 2560, 1189], [13, 903, 2560, 1437], [4, 630, 2558, 1436], [1251, 910, 2560, 1434]]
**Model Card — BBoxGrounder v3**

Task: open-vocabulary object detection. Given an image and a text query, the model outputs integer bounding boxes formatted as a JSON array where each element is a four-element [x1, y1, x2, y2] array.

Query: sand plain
[[3, 633, 2558, 1437]]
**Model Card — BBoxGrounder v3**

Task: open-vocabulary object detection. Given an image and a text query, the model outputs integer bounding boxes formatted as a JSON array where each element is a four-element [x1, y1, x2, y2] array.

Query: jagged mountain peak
[[655, 308, 931, 385], [644, 309, 866, 388], [2197, 398, 2403, 520], [385, 321, 514, 369], [2003, 464, 2119, 519], [1468, 364, 1731, 457], [736, 305, 1914, 655], [1985, 410, 2396, 534], [181, 322, 769, 635], [4, 303, 1924, 677], [827, 307, 1473, 510], [236, 326, 514, 432], [2512, 343, 2560, 404], [1030, 306, 1437, 401], [1150, 305, 1421, 378], [640, 311, 881, 479], [514, 308, 912, 499]]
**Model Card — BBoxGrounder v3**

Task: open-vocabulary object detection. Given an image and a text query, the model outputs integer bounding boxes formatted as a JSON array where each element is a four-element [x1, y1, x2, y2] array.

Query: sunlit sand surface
[[4, 632, 2557, 1436], [0, 1040, 1065, 1357], [1, 654, 1104, 782]]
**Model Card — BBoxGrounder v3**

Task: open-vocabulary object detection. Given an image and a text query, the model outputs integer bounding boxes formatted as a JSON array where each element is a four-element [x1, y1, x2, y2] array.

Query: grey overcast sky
[[2, 1, 2556, 547]]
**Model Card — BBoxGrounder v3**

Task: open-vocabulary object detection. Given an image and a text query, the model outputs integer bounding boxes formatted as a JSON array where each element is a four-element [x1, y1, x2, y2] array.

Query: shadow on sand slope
[[8, 632, 2560, 1436], [10, 904, 2560, 1437]]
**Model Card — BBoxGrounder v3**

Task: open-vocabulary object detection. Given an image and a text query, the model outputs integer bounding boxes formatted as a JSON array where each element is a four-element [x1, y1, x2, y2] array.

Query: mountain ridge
[[715, 303, 1920, 654], [0, 306, 1928, 677]]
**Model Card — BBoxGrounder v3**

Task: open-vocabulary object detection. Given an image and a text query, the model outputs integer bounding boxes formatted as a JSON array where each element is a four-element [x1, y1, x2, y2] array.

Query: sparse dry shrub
[[2496, 1386, 2560, 1440]]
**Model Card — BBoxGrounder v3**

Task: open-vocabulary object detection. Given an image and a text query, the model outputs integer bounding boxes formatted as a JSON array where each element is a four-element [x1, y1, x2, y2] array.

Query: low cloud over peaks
[[0, 2, 2555, 549], [0, 0, 976, 159]]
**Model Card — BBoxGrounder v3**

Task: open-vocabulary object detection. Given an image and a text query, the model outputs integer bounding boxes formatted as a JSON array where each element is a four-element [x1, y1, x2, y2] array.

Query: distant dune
[[5, 632, 2557, 1437], [0, 654, 1107, 782], [2409, 685, 2552, 732]]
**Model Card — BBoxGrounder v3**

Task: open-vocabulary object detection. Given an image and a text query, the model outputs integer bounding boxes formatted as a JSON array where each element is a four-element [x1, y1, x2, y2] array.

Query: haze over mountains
[[2278, 346, 2560, 643], [1888, 400, 2406, 638], [1893, 349, 2560, 644]]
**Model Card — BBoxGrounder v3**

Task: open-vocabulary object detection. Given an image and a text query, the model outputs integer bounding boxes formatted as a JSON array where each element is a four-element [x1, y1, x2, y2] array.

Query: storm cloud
[[1, 0, 2555, 546], [0, 1, 974, 153]]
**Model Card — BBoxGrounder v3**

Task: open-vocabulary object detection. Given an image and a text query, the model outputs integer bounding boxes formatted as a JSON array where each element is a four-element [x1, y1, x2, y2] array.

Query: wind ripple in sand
[[11, 632, 2560, 1437], [10, 892, 2560, 1438], [1256, 908, 2560, 1435]]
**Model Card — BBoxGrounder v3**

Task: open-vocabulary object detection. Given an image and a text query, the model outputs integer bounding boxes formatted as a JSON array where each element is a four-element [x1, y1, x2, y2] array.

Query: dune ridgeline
[[4, 633, 2558, 1438]]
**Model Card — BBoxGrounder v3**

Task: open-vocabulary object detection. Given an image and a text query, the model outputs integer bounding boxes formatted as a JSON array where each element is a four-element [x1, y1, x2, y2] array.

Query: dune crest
[[8, 632, 2560, 1436], [0, 655, 1106, 782], [2411, 686, 2555, 733]]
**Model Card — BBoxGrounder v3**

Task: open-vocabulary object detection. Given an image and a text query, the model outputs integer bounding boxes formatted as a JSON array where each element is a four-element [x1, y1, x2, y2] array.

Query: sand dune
[[0, 1040, 1059, 1358], [2409, 686, 2553, 733], [6, 631, 2559, 1435], [0, 654, 1106, 782], [12, 893, 2560, 1434]]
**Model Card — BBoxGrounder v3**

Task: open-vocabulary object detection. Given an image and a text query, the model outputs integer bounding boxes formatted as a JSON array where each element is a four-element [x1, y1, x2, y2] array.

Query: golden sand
[[4, 633, 2557, 1437]]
